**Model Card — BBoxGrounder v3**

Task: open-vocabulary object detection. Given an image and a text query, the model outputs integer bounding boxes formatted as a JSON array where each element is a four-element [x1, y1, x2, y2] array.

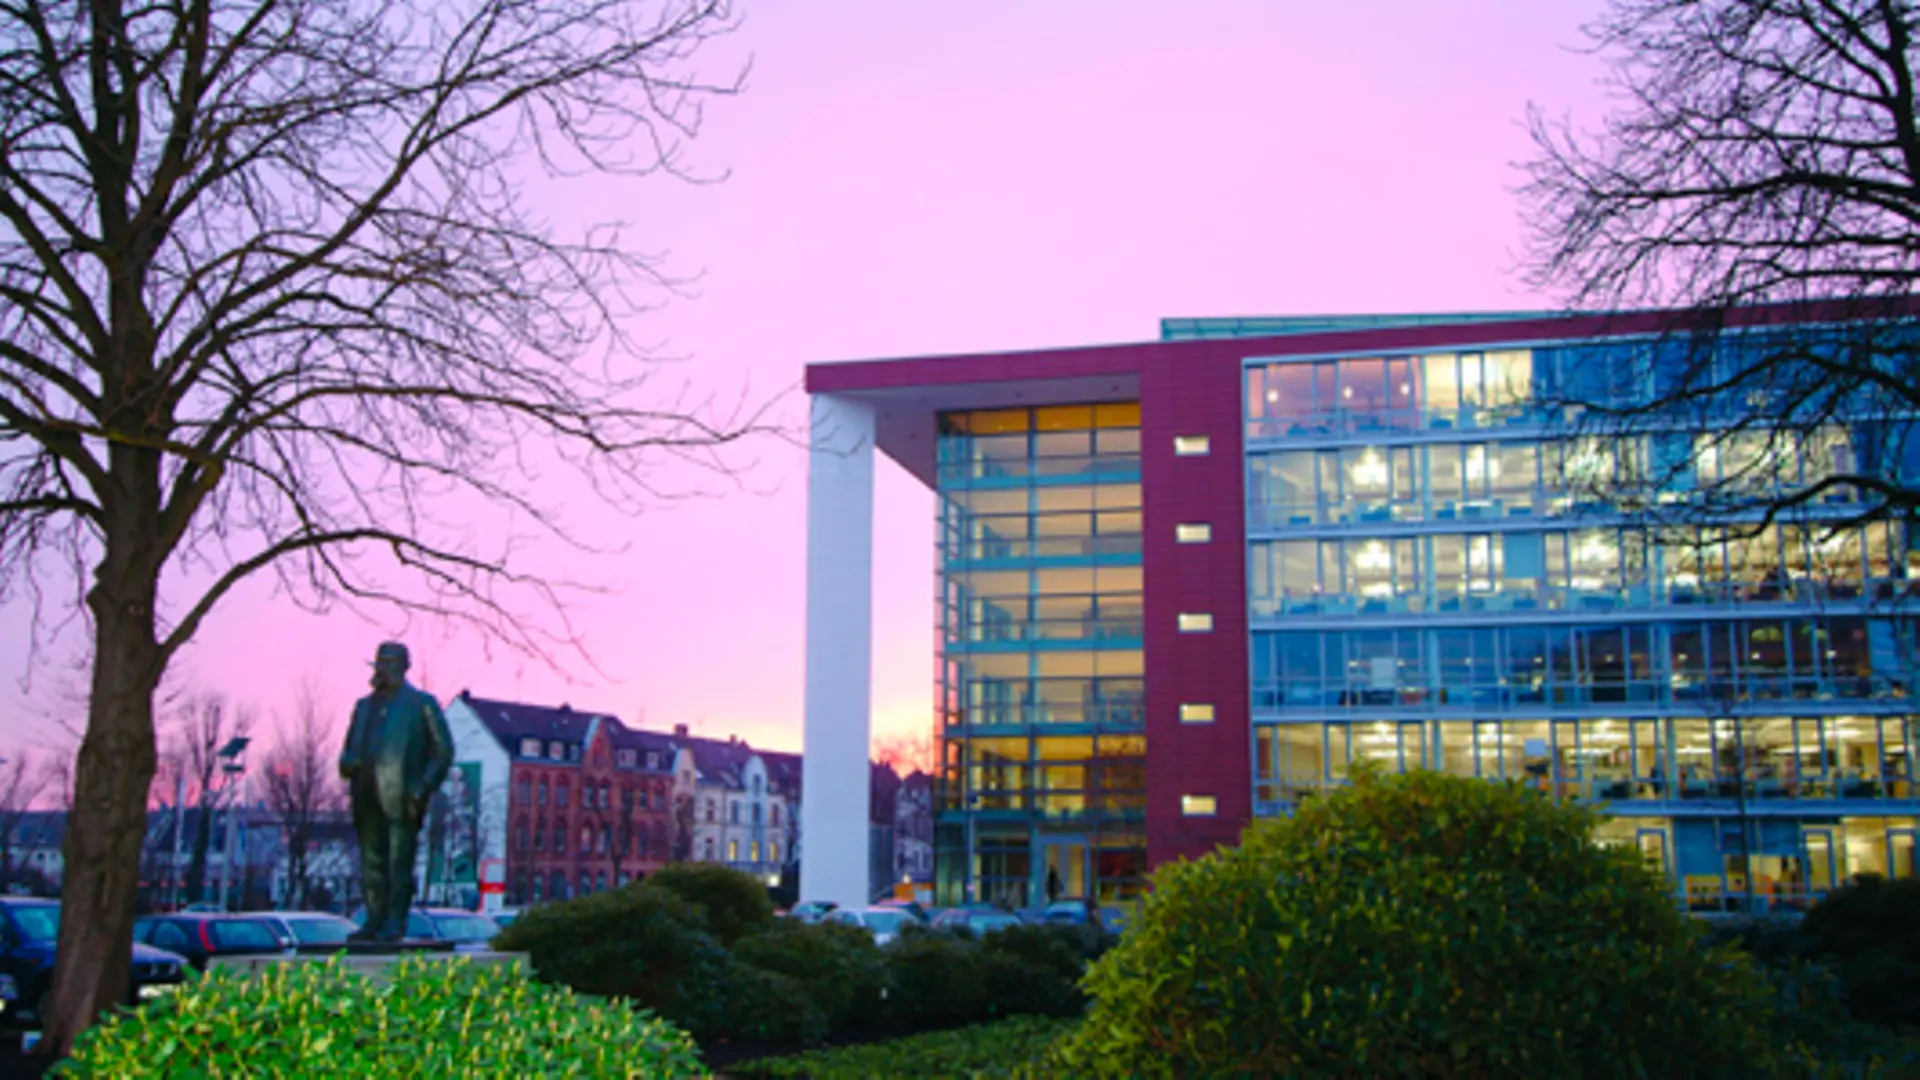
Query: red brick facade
[[504, 722, 674, 905]]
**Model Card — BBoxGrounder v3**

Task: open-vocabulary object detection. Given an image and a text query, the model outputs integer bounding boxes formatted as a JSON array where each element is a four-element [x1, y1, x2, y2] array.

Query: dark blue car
[[0, 898, 189, 1029]]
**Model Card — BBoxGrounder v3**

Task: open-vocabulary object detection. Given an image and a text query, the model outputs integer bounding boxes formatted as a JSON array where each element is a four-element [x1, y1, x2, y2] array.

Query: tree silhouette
[[0, 0, 762, 1050]]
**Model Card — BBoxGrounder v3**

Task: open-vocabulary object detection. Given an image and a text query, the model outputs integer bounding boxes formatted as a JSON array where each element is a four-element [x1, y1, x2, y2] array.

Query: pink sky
[[0, 1, 1612, 759]]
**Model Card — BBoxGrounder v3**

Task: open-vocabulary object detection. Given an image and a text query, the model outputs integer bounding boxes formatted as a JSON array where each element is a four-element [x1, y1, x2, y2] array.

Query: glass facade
[[934, 403, 1148, 908], [1247, 336, 1920, 910]]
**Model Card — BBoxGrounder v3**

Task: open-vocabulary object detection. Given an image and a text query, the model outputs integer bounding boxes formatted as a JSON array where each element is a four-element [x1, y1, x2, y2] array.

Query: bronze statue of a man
[[340, 641, 454, 942]]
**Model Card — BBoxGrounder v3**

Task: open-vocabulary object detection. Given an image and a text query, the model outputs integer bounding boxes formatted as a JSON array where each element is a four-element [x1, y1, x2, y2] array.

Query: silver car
[[257, 911, 359, 953], [824, 905, 919, 946]]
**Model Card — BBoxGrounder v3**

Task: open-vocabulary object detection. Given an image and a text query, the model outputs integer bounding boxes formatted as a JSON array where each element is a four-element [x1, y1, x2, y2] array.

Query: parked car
[[787, 900, 837, 925], [133, 913, 289, 971], [490, 908, 523, 929], [256, 912, 359, 953], [930, 907, 1025, 936], [1041, 898, 1099, 926], [824, 906, 919, 946], [350, 907, 502, 951], [872, 899, 931, 924], [0, 898, 188, 1030]]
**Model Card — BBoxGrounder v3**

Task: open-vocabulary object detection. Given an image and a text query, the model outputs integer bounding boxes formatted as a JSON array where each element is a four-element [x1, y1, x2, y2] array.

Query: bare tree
[[671, 791, 696, 863], [0, 754, 45, 895], [261, 682, 343, 911], [170, 692, 252, 906], [874, 733, 935, 776], [1523, 0, 1920, 526], [584, 776, 639, 886], [0, 0, 764, 1050]]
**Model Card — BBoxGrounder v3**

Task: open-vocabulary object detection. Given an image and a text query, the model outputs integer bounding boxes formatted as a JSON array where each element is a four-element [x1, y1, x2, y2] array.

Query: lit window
[[1176, 523, 1212, 544], [1178, 612, 1214, 633], [1182, 794, 1218, 817], [1174, 435, 1211, 456], [520, 738, 541, 757], [728, 840, 740, 862], [1179, 703, 1216, 724]]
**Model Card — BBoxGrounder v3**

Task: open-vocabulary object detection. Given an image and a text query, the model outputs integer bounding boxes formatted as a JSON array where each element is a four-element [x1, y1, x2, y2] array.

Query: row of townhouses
[[443, 693, 804, 909], [2, 699, 935, 914]]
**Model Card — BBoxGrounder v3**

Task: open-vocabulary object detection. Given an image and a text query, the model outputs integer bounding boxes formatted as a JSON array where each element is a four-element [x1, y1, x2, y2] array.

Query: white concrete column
[[800, 393, 877, 910]]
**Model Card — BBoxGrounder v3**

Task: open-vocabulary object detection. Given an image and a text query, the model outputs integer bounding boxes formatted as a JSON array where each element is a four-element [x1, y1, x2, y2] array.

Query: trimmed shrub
[[639, 862, 775, 945], [732, 919, 885, 1034], [976, 925, 1086, 1019], [56, 955, 703, 1078], [740, 1015, 1074, 1080], [493, 882, 735, 1038], [883, 929, 989, 1032], [1057, 768, 1781, 1079], [716, 962, 830, 1046]]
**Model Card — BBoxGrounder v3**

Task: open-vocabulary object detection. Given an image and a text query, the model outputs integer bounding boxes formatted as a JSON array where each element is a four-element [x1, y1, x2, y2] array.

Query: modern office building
[[800, 305, 1920, 914]]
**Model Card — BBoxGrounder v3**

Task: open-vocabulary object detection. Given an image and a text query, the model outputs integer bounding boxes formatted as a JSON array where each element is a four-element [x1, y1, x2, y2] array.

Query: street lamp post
[[214, 736, 250, 912]]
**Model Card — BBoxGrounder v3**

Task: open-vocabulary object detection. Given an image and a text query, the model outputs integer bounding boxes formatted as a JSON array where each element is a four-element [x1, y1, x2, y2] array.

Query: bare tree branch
[[0, 0, 769, 1049], [1524, 0, 1920, 531]]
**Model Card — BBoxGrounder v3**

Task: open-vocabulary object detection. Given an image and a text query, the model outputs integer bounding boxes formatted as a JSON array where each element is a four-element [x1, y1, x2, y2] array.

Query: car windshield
[[9, 905, 57, 943], [865, 910, 910, 932], [287, 917, 354, 945], [433, 915, 499, 943], [211, 919, 283, 951]]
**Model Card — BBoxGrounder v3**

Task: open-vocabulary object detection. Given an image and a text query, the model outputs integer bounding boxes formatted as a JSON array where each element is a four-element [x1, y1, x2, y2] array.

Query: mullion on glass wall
[[1250, 617, 1912, 715]]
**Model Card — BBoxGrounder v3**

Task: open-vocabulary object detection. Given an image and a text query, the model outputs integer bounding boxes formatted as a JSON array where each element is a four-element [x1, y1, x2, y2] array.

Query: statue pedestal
[[339, 938, 456, 955], [210, 949, 529, 984]]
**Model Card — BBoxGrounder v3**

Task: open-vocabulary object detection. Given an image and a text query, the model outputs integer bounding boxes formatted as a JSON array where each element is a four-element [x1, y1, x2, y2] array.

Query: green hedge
[[739, 1016, 1074, 1080], [731, 920, 885, 1033], [494, 882, 738, 1038], [55, 956, 702, 1078], [1057, 767, 1782, 1078], [505, 880, 1102, 1046], [640, 862, 776, 946]]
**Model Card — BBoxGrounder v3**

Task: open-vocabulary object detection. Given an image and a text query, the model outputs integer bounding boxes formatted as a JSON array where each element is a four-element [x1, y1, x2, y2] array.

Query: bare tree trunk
[[186, 807, 212, 905], [45, 555, 162, 1053]]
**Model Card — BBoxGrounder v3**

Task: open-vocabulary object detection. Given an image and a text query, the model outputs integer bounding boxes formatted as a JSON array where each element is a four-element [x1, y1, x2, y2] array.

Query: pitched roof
[[455, 692, 685, 776], [671, 733, 801, 793], [458, 692, 607, 748]]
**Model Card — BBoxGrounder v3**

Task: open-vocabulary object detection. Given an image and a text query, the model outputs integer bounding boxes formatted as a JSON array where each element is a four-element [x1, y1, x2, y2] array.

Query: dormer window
[[520, 738, 541, 757], [548, 741, 564, 761], [617, 749, 636, 768], [647, 752, 660, 770]]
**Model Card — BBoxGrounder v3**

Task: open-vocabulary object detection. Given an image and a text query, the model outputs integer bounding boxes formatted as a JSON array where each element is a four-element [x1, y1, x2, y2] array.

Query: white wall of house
[[442, 696, 512, 910]]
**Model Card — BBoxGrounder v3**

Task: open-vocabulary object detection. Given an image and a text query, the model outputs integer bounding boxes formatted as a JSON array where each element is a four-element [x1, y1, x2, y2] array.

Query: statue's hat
[[372, 641, 410, 664]]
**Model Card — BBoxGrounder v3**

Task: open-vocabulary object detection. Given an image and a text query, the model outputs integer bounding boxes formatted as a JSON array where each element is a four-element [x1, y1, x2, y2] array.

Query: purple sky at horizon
[[0, 1, 1613, 762]]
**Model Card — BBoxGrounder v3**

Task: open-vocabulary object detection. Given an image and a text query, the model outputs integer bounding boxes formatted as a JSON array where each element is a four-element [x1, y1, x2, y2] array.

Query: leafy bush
[[1057, 768, 1780, 1079], [975, 925, 1085, 1019], [1799, 874, 1920, 1029], [732, 920, 885, 1033], [740, 1015, 1074, 1079], [56, 955, 702, 1078], [639, 862, 775, 945], [493, 883, 736, 1038], [718, 962, 830, 1046], [882, 929, 989, 1032], [1696, 908, 1920, 1073]]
